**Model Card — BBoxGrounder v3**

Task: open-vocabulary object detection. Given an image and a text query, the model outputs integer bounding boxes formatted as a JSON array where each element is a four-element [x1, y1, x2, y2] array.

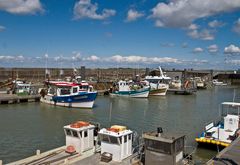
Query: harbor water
[[0, 86, 239, 163]]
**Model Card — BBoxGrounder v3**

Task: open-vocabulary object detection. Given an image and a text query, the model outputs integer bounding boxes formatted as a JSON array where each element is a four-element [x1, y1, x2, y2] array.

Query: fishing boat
[[40, 82, 97, 108], [145, 66, 171, 96], [194, 77, 206, 89], [212, 79, 227, 86], [109, 80, 150, 98], [195, 102, 240, 148], [8, 121, 139, 165]]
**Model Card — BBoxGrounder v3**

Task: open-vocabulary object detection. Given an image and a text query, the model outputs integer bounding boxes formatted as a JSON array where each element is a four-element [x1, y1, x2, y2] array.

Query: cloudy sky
[[0, 0, 240, 69]]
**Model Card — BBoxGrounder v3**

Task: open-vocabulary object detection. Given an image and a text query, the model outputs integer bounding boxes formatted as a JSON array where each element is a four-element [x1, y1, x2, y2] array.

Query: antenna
[[159, 66, 163, 77]]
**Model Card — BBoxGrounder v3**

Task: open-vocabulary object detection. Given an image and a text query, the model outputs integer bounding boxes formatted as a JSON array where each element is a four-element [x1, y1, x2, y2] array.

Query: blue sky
[[0, 0, 240, 69]]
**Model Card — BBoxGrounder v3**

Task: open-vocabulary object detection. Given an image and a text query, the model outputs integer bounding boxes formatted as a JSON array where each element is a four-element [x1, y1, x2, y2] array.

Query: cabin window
[[145, 139, 172, 155], [100, 134, 109, 142], [109, 136, 119, 144], [128, 134, 131, 140], [49, 88, 55, 95], [124, 135, 127, 143], [65, 129, 71, 136], [119, 137, 122, 144], [73, 87, 78, 93], [79, 131, 82, 137], [120, 83, 122, 86], [72, 130, 79, 138], [84, 131, 88, 137], [60, 87, 71, 95]]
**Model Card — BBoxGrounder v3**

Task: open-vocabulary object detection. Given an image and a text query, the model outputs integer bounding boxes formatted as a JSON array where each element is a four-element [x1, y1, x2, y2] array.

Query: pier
[[0, 94, 40, 104], [207, 137, 240, 165]]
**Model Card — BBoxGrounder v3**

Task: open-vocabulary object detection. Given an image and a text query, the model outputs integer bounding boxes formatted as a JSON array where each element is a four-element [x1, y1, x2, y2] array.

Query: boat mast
[[159, 66, 163, 77]]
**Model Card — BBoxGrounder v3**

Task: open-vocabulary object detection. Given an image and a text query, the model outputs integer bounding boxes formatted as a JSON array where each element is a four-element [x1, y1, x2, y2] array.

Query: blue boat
[[40, 82, 97, 108], [110, 80, 150, 98]]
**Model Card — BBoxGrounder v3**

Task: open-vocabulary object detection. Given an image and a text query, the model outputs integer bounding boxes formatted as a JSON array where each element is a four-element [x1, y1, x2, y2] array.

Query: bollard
[[36, 149, 41, 156]]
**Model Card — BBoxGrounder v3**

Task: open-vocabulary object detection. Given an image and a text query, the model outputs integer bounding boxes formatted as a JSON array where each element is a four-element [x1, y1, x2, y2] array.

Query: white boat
[[212, 79, 227, 86], [194, 77, 206, 89], [110, 80, 150, 98], [196, 102, 240, 148], [170, 79, 182, 89], [8, 122, 137, 165], [40, 82, 97, 108], [145, 66, 171, 96]]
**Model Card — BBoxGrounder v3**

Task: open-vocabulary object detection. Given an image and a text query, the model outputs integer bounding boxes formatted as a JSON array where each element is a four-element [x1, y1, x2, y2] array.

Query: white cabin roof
[[222, 102, 240, 107], [99, 128, 133, 137], [64, 124, 95, 131], [145, 75, 171, 80]]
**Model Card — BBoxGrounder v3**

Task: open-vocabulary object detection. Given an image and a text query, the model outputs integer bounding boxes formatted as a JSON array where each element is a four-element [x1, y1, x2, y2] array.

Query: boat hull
[[149, 88, 167, 96], [40, 92, 97, 108], [110, 88, 149, 98]]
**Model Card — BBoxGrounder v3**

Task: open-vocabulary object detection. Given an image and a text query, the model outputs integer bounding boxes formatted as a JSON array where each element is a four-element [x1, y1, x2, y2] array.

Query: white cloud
[[208, 20, 225, 28], [207, 44, 218, 54], [125, 9, 144, 22], [224, 44, 240, 55], [73, 0, 116, 20], [0, 0, 43, 15], [226, 59, 240, 65], [233, 18, 240, 34], [150, 0, 240, 28], [0, 55, 25, 61], [85, 55, 100, 62], [108, 55, 181, 64], [193, 47, 204, 53], [187, 28, 215, 40], [0, 25, 5, 32]]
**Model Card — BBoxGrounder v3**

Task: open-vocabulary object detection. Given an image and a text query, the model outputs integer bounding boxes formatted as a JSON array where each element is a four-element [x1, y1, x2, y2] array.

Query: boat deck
[[7, 146, 141, 165], [207, 137, 240, 165]]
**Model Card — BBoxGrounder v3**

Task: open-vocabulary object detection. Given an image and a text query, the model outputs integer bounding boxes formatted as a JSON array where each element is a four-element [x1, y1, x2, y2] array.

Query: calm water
[[0, 86, 239, 163]]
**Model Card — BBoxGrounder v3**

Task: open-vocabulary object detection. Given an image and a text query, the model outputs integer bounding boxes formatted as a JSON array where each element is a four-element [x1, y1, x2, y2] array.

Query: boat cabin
[[117, 80, 131, 92], [98, 125, 133, 162], [48, 83, 79, 96], [143, 128, 185, 165], [15, 83, 31, 95], [78, 81, 94, 92], [63, 121, 95, 153]]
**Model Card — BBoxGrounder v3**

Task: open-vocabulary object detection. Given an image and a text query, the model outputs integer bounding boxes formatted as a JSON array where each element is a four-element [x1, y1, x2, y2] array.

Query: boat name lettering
[[74, 96, 88, 99]]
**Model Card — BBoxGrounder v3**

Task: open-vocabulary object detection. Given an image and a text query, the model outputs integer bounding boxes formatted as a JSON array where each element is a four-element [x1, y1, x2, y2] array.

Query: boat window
[[65, 129, 72, 136], [84, 131, 88, 137], [49, 88, 55, 95], [119, 137, 122, 144], [72, 130, 79, 138], [100, 134, 109, 142], [128, 134, 131, 140], [73, 87, 78, 93], [124, 135, 127, 143], [60, 87, 71, 95], [79, 131, 82, 137], [109, 136, 119, 144], [145, 139, 172, 155]]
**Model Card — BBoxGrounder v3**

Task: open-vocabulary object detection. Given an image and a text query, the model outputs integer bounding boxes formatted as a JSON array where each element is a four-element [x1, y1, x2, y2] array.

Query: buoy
[[65, 145, 76, 154]]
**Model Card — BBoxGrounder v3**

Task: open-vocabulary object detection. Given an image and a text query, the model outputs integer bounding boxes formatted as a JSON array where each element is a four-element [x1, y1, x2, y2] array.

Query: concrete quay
[[207, 137, 240, 165], [0, 93, 40, 104]]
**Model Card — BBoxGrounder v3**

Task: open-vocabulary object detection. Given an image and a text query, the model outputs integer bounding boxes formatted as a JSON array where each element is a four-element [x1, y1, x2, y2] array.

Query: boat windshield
[[59, 87, 71, 95]]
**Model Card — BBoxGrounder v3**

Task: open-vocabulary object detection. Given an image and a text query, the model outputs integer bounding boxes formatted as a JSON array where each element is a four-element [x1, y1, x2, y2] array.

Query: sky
[[0, 0, 240, 69]]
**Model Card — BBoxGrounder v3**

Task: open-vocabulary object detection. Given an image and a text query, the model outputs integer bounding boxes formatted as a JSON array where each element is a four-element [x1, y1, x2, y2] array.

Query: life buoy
[[65, 145, 76, 154], [184, 81, 189, 89]]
